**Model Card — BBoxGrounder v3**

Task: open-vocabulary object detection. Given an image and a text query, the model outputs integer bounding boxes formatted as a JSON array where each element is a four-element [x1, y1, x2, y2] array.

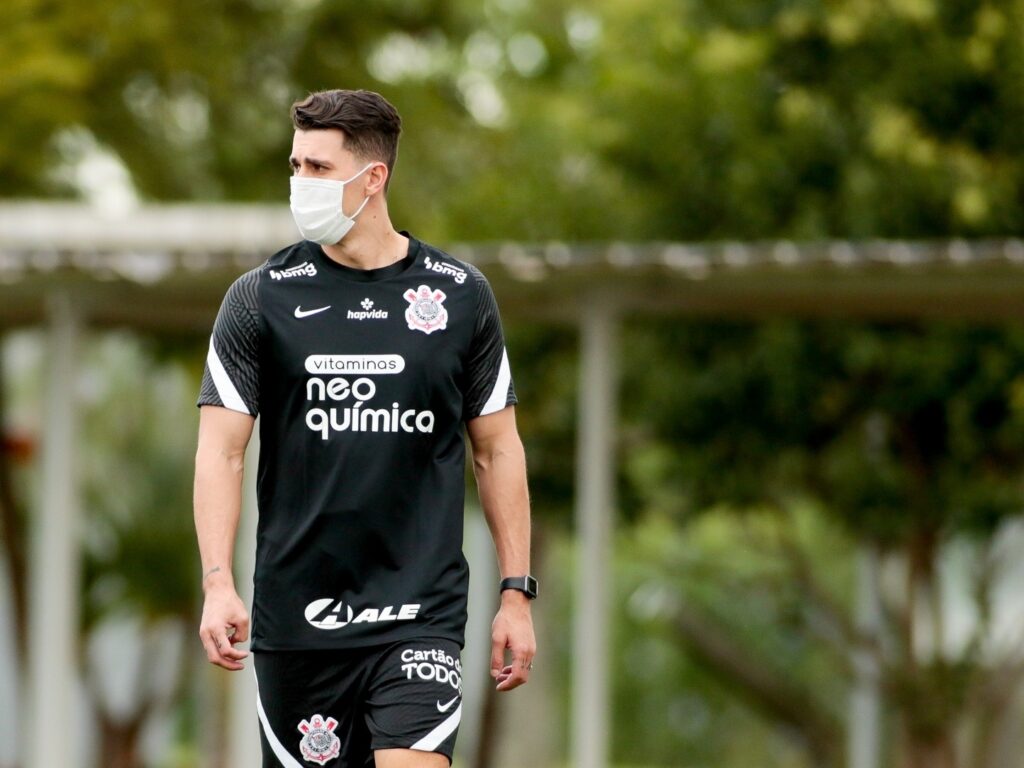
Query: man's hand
[[490, 590, 536, 691], [199, 573, 250, 671]]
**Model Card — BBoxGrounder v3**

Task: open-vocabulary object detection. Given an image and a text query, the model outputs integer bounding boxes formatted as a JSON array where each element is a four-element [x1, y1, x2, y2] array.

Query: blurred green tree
[[487, 0, 1024, 240], [610, 320, 1024, 768], [6, 1, 1024, 766], [7, 0, 1024, 240], [77, 334, 199, 768]]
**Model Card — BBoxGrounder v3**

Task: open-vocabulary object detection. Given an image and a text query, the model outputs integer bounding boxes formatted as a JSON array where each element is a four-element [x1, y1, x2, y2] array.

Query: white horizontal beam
[[2, 204, 1024, 276], [0, 202, 298, 253]]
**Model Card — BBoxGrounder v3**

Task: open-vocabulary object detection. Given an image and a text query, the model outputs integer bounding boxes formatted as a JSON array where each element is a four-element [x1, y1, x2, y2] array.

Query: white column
[[26, 291, 81, 765], [228, 419, 261, 765], [848, 546, 882, 768], [571, 302, 619, 768]]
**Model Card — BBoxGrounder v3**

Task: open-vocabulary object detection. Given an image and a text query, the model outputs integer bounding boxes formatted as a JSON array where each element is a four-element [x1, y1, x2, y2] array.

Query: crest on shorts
[[404, 285, 448, 335], [297, 713, 340, 765]]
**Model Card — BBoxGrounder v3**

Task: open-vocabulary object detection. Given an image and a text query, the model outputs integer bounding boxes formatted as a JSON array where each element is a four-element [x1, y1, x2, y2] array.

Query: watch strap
[[500, 575, 538, 599]]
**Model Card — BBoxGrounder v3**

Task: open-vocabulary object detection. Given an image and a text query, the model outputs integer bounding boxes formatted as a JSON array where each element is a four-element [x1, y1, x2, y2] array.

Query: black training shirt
[[198, 235, 515, 650]]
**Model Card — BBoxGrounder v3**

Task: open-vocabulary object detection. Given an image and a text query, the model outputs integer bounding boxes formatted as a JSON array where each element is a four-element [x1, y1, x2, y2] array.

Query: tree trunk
[[904, 732, 958, 768], [899, 529, 961, 768], [671, 604, 843, 767], [97, 715, 145, 768], [472, 686, 500, 768], [0, 334, 26, 768], [0, 334, 29, 665]]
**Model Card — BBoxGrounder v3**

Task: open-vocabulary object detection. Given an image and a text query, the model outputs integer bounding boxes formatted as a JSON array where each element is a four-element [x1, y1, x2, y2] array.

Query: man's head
[[290, 89, 402, 192]]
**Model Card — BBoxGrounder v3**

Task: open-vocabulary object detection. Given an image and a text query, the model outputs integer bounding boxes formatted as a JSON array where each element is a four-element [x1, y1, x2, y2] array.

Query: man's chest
[[257, 276, 476, 425]]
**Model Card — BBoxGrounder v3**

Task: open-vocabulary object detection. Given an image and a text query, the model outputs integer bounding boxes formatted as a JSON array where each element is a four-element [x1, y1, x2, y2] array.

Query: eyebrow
[[288, 156, 334, 168]]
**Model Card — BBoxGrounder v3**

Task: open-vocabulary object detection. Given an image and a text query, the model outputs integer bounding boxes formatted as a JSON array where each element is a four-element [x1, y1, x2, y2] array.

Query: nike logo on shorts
[[436, 695, 460, 713], [294, 305, 331, 318]]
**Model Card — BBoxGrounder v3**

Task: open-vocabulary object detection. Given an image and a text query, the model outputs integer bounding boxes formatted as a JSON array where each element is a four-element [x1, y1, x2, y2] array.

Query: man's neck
[[320, 209, 408, 271]]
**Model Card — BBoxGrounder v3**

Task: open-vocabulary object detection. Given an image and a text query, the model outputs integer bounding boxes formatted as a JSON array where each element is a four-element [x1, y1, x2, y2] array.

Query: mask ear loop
[[349, 194, 371, 220], [343, 162, 380, 219], [342, 162, 377, 184]]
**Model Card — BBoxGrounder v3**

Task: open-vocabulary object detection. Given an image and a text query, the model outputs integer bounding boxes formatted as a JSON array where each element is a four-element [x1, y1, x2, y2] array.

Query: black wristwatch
[[500, 575, 539, 600]]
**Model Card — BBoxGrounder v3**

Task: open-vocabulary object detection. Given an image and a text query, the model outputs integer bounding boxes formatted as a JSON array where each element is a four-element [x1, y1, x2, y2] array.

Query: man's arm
[[467, 405, 536, 692], [194, 404, 255, 671]]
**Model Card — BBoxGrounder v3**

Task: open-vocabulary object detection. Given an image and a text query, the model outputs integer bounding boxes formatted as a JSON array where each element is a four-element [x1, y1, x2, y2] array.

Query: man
[[194, 88, 536, 768]]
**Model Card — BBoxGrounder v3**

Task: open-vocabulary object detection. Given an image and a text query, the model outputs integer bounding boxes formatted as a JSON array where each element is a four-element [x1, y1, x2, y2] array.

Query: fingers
[[495, 658, 532, 691], [231, 618, 250, 644], [199, 588, 250, 671], [494, 664, 518, 689], [217, 630, 250, 661], [491, 609, 536, 691], [201, 625, 249, 670], [494, 643, 535, 691], [490, 632, 505, 680], [200, 629, 236, 670]]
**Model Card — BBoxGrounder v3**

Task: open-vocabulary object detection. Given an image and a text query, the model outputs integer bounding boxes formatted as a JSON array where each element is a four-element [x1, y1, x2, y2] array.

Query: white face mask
[[289, 163, 374, 245]]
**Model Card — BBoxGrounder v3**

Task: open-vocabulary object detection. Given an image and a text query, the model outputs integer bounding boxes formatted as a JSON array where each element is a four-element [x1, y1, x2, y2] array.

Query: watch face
[[525, 575, 539, 598]]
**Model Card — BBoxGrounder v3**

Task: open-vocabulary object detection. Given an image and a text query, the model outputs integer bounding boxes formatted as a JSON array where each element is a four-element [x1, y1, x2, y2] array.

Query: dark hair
[[291, 89, 403, 190]]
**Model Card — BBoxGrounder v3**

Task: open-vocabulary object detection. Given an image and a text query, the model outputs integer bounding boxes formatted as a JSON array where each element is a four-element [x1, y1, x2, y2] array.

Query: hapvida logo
[[347, 297, 389, 321]]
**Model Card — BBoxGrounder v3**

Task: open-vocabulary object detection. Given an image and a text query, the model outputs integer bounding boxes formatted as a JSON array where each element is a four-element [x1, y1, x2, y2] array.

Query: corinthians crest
[[404, 285, 448, 334], [297, 713, 341, 764]]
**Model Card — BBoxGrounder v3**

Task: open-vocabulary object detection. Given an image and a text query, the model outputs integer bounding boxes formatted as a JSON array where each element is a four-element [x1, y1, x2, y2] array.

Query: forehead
[[290, 128, 352, 159]]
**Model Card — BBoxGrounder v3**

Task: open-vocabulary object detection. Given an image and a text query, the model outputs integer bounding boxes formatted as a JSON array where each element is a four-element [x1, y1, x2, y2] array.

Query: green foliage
[[9, 0, 1024, 240], [9, 1, 1024, 765], [620, 319, 1024, 545], [541, 510, 848, 768], [502, 322, 578, 525], [607, 319, 1024, 765], [510, 0, 1024, 239], [78, 333, 199, 628], [1, 0, 288, 199]]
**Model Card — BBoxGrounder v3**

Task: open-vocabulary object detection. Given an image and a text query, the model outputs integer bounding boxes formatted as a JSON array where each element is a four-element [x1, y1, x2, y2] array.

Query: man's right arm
[[195, 404, 255, 671]]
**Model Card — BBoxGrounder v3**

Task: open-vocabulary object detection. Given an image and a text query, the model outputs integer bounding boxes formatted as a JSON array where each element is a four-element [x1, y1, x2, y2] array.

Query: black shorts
[[254, 638, 463, 767]]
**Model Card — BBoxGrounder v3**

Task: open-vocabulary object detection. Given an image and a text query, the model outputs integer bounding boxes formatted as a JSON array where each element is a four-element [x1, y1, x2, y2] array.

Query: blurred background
[[4, 0, 1024, 767]]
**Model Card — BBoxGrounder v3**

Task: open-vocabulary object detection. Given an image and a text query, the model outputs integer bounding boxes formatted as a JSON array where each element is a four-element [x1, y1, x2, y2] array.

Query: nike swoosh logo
[[294, 305, 331, 318], [436, 695, 460, 713]]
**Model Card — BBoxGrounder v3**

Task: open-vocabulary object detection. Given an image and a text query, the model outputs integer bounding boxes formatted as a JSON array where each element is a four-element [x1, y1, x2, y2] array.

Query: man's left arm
[[467, 405, 536, 692]]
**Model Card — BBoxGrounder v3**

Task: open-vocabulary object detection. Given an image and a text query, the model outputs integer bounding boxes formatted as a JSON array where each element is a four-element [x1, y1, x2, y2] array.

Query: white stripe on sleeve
[[410, 702, 462, 752], [206, 336, 250, 415], [255, 669, 304, 768], [479, 347, 511, 416]]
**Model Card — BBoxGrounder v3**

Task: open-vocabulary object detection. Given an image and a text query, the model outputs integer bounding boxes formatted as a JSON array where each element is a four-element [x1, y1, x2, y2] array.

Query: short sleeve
[[197, 268, 262, 415], [463, 266, 517, 421]]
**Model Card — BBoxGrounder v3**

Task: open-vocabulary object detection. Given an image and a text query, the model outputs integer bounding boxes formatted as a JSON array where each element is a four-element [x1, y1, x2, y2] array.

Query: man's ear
[[365, 162, 389, 196]]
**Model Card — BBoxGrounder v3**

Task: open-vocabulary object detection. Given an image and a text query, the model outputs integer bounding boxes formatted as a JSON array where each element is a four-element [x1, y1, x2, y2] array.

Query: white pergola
[[4, 202, 1024, 768]]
